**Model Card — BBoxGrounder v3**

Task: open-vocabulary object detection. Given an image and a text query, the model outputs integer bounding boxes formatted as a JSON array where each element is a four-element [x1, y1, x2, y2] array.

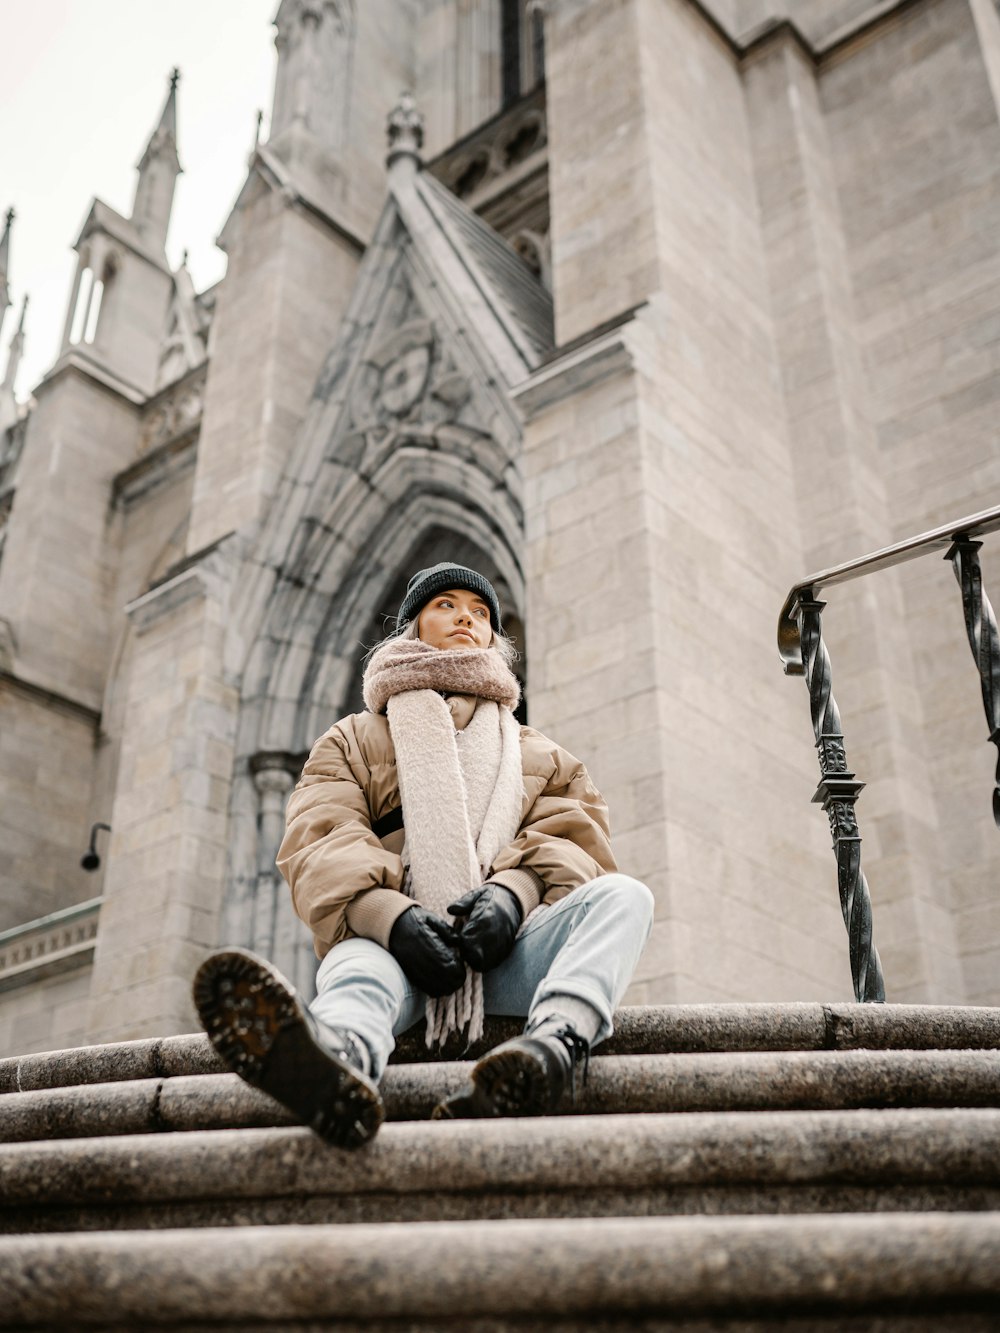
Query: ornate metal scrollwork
[[947, 537, 1000, 826], [797, 594, 886, 1003]]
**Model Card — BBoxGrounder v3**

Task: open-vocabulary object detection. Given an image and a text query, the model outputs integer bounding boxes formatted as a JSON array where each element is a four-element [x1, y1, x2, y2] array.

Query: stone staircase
[[1, 1002, 999, 1329]]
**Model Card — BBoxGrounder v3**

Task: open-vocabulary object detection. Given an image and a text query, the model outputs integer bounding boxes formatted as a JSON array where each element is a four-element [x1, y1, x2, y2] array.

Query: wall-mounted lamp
[[81, 822, 111, 872]]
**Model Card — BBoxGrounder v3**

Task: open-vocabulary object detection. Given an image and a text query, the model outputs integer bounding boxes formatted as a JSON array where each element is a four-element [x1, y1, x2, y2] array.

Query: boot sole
[[192, 948, 384, 1151], [433, 1044, 551, 1120]]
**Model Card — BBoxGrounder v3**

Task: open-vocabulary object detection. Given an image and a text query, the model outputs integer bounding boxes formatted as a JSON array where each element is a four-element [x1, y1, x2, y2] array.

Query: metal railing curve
[[777, 502, 1000, 1005]]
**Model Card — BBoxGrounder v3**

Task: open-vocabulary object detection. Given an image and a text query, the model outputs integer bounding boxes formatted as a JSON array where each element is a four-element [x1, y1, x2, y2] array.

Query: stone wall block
[[189, 200, 363, 553], [745, 26, 970, 1000], [85, 553, 240, 1044]]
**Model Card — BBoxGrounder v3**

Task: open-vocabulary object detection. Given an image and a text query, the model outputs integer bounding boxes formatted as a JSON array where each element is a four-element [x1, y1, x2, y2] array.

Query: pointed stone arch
[[250, 443, 524, 755], [225, 475, 524, 993]]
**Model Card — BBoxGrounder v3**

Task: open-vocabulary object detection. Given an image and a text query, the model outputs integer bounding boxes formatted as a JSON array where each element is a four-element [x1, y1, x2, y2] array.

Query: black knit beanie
[[397, 562, 502, 629]]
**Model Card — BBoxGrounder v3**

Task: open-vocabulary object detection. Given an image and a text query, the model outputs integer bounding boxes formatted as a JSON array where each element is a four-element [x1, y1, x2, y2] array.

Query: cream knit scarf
[[362, 637, 523, 1047]]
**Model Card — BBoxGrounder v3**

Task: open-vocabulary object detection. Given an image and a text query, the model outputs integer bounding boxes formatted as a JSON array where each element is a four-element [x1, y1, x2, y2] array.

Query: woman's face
[[417, 587, 493, 651]]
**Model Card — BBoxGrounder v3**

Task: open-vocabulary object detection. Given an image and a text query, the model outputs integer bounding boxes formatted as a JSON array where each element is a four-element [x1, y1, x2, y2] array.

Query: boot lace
[[538, 1022, 591, 1103]]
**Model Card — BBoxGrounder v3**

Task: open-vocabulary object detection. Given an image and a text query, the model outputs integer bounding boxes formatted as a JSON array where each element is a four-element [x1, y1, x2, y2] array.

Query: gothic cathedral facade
[[1, 0, 999, 1055]]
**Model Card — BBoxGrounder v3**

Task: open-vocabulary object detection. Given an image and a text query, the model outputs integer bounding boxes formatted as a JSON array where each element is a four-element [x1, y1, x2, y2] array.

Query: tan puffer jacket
[[277, 694, 617, 959]]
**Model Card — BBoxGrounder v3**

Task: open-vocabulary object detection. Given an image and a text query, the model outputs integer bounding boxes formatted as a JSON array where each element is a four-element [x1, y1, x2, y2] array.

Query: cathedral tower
[[185, 0, 410, 552], [0, 75, 184, 931]]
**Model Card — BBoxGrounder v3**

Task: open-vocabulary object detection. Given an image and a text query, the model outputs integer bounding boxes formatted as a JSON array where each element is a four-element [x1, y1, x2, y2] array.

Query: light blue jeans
[[310, 873, 654, 1080]]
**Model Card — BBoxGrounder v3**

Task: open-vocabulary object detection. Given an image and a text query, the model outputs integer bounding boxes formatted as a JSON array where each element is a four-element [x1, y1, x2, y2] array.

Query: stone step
[[2, 1108, 998, 1232], [1, 1048, 999, 1144], [1, 1213, 998, 1328], [3, 1002, 999, 1094]]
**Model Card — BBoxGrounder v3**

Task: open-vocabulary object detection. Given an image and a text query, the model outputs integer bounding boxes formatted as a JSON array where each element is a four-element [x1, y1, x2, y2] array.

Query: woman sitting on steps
[[194, 561, 654, 1149]]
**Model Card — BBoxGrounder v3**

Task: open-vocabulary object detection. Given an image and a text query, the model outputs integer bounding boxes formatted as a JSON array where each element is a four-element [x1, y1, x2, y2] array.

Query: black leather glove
[[388, 905, 466, 998], [448, 883, 523, 973]]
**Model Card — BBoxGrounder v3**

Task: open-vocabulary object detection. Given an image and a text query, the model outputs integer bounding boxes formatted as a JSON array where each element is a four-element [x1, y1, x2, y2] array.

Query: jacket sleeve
[[488, 739, 618, 911], [276, 720, 409, 954]]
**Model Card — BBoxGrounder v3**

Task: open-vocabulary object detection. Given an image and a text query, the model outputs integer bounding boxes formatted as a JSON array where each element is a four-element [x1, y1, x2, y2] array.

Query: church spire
[[0, 208, 14, 337], [131, 68, 182, 251], [1, 294, 27, 393], [0, 293, 27, 435]]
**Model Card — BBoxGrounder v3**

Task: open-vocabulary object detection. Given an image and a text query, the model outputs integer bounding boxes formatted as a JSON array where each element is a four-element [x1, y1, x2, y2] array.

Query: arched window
[[83, 280, 104, 344], [69, 268, 95, 345], [68, 252, 115, 348]]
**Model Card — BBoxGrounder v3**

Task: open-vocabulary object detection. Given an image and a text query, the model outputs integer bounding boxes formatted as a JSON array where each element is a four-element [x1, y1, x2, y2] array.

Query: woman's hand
[[448, 883, 523, 973], [388, 905, 466, 997]]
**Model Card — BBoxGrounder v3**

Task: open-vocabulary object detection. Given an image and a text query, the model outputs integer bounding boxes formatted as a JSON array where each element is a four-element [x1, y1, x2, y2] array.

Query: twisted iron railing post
[[796, 594, 885, 1003], [947, 537, 1000, 826]]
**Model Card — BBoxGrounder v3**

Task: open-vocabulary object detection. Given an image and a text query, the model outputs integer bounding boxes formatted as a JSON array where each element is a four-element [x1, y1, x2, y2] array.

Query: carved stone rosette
[[797, 595, 885, 1003], [948, 537, 1000, 826]]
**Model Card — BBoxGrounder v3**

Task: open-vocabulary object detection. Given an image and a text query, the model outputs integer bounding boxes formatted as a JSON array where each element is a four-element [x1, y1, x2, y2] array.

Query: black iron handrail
[[777, 502, 1000, 1005]]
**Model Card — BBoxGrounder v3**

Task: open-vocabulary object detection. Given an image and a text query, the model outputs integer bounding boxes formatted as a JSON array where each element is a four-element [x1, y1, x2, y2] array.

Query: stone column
[[249, 754, 316, 998]]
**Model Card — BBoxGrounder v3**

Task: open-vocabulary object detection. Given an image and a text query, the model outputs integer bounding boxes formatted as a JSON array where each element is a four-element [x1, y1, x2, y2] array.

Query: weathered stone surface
[[2, 1109, 997, 1210], [823, 1004, 1000, 1051], [0, 1033, 224, 1094], [2, 1049, 999, 1144], [0, 1214, 998, 1325], [4, 1005, 998, 1095], [83, 1317, 1000, 1333], [393, 1003, 833, 1062], [9, 1179, 1000, 1235]]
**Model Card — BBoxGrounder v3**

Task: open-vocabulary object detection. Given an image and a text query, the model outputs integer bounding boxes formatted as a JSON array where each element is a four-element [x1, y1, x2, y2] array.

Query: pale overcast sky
[[1, 0, 280, 396]]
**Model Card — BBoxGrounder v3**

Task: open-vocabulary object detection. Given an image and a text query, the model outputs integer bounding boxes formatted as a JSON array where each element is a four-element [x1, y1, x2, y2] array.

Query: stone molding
[[112, 434, 197, 511], [35, 351, 147, 408], [430, 85, 547, 206], [539, 0, 934, 68], [125, 566, 208, 635], [0, 666, 101, 728], [219, 145, 367, 259], [0, 898, 101, 994], [700, 0, 930, 67], [511, 322, 637, 418], [137, 363, 207, 459], [74, 199, 172, 277], [249, 750, 305, 783], [125, 534, 236, 636]]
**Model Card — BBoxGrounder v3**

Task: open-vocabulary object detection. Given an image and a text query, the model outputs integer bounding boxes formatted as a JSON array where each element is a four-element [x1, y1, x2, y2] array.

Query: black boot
[[193, 948, 384, 1150], [433, 1014, 590, 1120]]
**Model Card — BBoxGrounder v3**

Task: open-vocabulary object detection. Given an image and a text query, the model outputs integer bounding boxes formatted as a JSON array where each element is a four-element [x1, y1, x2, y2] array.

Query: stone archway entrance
[[338, 525, 526, 720], [223, 516, 525, 996]]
